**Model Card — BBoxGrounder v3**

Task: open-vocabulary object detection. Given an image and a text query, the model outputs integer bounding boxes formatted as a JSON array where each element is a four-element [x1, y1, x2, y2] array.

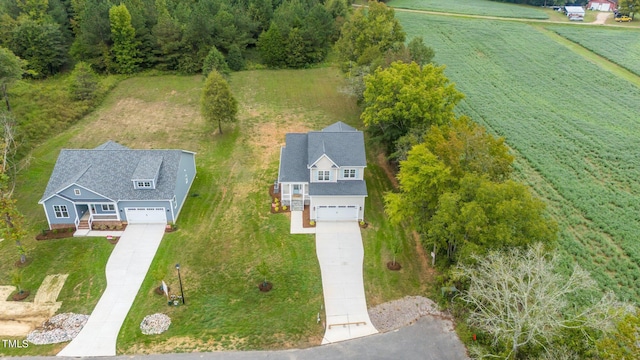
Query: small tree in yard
[[69, 62, 99, 101], [11, 269, 24, 294], [456, 243, 625, 359], [200, 70, 238, 135]]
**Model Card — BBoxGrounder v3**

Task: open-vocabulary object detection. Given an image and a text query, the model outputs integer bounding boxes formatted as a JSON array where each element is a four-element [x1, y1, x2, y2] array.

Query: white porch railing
[[88, 214, 118, 230]]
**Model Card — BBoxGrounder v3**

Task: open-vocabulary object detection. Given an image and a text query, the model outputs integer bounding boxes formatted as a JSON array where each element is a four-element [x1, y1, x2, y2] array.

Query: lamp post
[[175, 263, 185, 304]]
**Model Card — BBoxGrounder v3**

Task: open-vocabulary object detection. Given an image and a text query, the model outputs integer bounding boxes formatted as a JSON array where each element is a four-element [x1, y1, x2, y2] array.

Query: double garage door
[[125, 207, 167, 224], [316, 205, 358, 221]]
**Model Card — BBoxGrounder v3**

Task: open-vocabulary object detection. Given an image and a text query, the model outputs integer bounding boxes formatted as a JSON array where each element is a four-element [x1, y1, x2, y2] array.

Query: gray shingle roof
[[307, 131, 366, 167], [278, 134, 310, 182], [278, 122, 368, 198], [309, 181, 368, 196], [321, 121, 357, 132], [131, 156, 163, 181], [40, 142, 188, 202]]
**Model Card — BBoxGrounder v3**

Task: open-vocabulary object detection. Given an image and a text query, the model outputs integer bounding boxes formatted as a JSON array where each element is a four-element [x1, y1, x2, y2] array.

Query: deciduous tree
[[0, 47, 25, 112], [362, 61, 463, 154], [334, 1, 405, 69], [457, 243, 624, 359], [200, 70, 238, 135], [109, 3, 140, 74]]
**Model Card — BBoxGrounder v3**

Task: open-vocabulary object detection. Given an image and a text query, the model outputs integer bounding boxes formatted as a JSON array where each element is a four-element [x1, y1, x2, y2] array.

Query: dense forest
[[0, 0, 351, 78]]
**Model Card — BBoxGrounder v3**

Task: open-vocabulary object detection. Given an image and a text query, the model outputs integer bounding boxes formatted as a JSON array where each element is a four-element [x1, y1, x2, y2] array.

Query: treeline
[[0, 0, 352, 78]]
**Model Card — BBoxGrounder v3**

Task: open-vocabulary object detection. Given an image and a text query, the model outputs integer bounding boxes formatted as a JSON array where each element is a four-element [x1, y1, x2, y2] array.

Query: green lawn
[[387, 0, 549, 19], [547, 25, 640, 76], [398, 12, 640, 302], [1, 68, 430, 356]]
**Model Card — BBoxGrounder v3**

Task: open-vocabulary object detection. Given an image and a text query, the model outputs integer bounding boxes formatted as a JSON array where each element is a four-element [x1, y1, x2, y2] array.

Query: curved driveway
[[57, 224, 166, 357]]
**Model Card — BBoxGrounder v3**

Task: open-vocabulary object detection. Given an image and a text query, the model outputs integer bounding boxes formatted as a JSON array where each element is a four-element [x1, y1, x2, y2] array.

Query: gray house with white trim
[[278, 121, 367, 222], [38, 141, 196, 230]]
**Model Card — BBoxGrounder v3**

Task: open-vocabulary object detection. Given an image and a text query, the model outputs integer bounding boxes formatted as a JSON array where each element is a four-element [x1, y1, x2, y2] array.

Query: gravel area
[[140, 313, 171, 335], [26, 313, 89, 345], [369, 296, 448, 333]]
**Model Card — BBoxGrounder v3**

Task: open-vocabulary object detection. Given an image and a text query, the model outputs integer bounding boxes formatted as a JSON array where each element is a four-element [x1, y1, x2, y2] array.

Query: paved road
[[57, 224, 166, 357], [4, 315, 469, 360]]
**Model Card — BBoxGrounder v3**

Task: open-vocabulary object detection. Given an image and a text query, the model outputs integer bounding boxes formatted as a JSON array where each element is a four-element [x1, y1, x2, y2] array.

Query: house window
[[101, 204, 115, 211], [53, 205, 69, 218], [136, 181, 152, 188], [293, 184, 302, 194], [317, 170, 330, 181], [343, 169, 357, 178], [74, 189, 81, 195]]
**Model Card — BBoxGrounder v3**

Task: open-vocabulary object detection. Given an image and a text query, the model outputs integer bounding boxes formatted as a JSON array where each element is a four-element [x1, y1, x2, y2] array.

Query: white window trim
[[135, 180, 153, 189], [343, 169, 357, 178], [317, 170, 330, 182], [101, 204, 115, 211], [53, 205, 69, 218]]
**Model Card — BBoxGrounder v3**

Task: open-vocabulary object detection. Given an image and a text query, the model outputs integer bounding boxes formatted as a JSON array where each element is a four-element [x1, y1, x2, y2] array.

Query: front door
[[293, 184, 302, 195]]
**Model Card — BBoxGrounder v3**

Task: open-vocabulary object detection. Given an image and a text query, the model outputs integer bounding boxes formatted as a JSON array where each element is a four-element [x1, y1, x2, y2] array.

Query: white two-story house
[[277, 121, 367, 222]]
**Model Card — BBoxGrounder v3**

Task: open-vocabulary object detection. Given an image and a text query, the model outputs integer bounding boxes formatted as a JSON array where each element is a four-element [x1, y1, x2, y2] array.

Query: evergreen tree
[[200, 70, 238, 135], [226, 44, 244, 71], [202, 45, 229, 76]]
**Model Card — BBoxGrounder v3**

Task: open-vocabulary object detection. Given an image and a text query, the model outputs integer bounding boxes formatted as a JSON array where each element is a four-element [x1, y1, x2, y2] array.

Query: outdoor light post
[[176, 263, 185, 304]]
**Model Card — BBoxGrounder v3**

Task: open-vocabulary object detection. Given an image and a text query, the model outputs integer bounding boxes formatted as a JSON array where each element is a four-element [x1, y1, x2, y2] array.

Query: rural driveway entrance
[[315, 221, 378, 344], [57, 224, 166, 357]]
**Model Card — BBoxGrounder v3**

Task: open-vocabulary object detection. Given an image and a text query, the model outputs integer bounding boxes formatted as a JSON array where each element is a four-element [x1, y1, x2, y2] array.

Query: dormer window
[[131, 156, 162, 190], [318, 170, 330, 181], [135, 181, 153, 189]]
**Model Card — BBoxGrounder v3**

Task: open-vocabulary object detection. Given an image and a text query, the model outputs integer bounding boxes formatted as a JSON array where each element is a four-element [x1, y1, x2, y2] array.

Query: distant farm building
[[565, 6, 586, 20], [587, 0, 617, 12]]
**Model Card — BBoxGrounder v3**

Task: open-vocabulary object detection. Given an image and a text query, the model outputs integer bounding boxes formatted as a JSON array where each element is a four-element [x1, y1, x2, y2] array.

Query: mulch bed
[[107, 236, 120, 245], [269, 184, 282, 202], [155, 286, 170, 295], [12, 290, 30, 301], [387, 261, 402, 271], [258, 282, 273, 292], [35, 228, 76, 241], [15, 258, 33, 268], [302, 205, 315, 228], [92, 223, 127, 231]]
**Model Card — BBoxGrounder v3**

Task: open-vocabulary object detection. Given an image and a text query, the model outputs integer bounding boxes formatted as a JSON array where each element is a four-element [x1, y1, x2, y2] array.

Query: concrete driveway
[[57, 224, 166, 357], [315, 221, 378, 344]]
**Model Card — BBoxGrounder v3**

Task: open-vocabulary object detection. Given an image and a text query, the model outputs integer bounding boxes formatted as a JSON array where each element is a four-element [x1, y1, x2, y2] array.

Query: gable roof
[[39, 141, 192, 203], [278, 121, 367, 184]]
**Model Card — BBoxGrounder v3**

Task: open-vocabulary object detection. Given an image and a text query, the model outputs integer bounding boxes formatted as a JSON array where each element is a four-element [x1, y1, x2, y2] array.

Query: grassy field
[[547, 25, 640, 76], [387, 0, 549, 19], [1, 68, 430, 355], [398, 12, 640, 302]]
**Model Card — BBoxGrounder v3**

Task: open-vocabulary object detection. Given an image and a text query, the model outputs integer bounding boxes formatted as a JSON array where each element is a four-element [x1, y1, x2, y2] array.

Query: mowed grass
[[387, 0, 548, 19], [398, 12, 640, 302], [547, 25, 640, 77], [0, 68, 429, 355]]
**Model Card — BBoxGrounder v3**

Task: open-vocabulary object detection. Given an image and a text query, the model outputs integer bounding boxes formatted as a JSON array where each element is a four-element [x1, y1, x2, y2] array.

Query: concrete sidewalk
[[290, 211, 315, 234], [57, 224, 166, 357], [315, 221, 377, 344]]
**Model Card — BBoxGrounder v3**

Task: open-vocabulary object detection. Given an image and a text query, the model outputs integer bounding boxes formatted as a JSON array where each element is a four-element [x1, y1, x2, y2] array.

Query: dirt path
[[593, 12, 610, 25], [0, 274, 68, 336]]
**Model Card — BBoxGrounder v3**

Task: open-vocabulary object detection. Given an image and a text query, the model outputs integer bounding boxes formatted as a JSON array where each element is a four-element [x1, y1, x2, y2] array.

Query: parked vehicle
[[616, 15, 632, 22]]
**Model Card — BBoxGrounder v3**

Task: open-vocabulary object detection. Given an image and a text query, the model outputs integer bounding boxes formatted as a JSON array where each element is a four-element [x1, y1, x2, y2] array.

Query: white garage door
[[125, 207, 167, 224], [317, 205, 358, 221]]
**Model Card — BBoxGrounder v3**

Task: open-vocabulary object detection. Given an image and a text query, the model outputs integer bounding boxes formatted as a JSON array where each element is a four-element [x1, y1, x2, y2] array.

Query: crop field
[[547, 25, 640, 76], [387, 0, 548, 19], [398, 12, 640, 302]]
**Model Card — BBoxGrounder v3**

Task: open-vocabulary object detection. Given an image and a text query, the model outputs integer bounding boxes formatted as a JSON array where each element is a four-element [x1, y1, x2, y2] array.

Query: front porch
[[76, 208, 122, 231], [279, 183, 309, 211]]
